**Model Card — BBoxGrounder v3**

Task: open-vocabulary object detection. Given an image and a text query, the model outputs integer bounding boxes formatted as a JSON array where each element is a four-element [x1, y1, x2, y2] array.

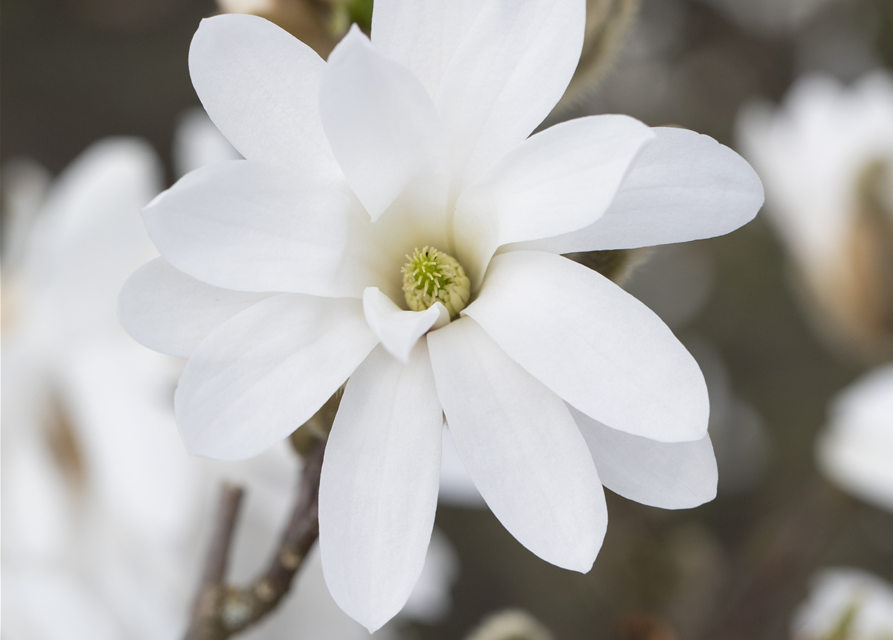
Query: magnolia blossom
[[817, 363, 893, 512], [792, 569, 893, 640], [1, 139, 194, 640], [737, 72, 893, 361], [120, 1, 763, 629]]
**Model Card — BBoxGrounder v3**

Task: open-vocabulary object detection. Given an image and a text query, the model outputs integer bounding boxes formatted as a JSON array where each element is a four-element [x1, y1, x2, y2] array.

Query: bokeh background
[[3, 0, 893, 638]]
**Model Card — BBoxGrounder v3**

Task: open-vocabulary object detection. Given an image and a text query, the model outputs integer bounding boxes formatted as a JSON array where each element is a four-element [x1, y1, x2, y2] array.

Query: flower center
[[402, 246, 470, 319]]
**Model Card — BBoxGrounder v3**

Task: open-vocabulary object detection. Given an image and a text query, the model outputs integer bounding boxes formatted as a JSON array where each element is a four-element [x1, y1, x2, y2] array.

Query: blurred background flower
[[2, 0, 893, 638]]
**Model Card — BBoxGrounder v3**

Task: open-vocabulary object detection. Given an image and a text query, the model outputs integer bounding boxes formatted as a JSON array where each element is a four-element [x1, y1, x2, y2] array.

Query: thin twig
[[185, 484, 245, 640], [183, 437, 327, 640]]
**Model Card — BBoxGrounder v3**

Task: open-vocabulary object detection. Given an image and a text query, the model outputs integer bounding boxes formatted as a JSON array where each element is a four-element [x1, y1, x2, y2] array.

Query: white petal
[[188, 15, 343, 185], [434, 0, 586, 194], [142, 160, 385, 297], [570, 405, 717, 509], [362, 287, 448, 364], [455, 115, 654, 287], [319, 342, 442, 632], [371, 0, 486, 98], [175, 294, 378, 460], [118, 258, 270, 358], [513, 128, 764, 254], [321, 26, 449, 223], [465, 251, 709, 442], [428, 317, 606, 572]]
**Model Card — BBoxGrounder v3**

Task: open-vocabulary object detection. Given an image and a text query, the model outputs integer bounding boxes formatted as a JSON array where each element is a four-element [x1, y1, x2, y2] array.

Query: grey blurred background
[[3, 0, 893, 638]]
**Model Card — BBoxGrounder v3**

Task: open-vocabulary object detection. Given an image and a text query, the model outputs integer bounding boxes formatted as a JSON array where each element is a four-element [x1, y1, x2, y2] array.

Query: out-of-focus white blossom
[[817, 363, 893, 512], [1, 138, 193, 640], [738, 72, 893, 362], [792, 568, 893, 640]]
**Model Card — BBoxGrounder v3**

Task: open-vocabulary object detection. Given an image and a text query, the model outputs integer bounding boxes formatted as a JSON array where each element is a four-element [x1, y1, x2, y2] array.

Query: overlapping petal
[[118, 258, 270, 358], [362, 287, 448, 364], [431, 0, 586, 195], [142, 160, 387, 297], [428, 317, 606, 572], [319, 342, 442, 632], [321, 26, 450, 225], [570, 406, 717, 509], [175, 294, 378, 460], [465, 251, 709, 442], [188, 14, 343, 185], [513, 128, 764, 254], [454, 115, 653, 286], [371, 0, 486, 98]]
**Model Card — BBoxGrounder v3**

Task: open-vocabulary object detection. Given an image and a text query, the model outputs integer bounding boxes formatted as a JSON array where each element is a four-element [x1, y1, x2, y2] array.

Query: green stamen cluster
[[402, 246, 471, 318]]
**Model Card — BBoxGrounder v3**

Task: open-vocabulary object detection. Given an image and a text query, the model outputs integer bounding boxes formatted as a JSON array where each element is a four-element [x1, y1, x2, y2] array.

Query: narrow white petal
[[319, 342, 442, 632], [142, 160, 386, 297], [465, 251, 709, 442], [188, 15, 342, 185], [428, 317, 606, 571], [570, 406, 717, 509], [118, 258, 270, 358], [514, 128, 764, 254], [175, 295, 378, 460], [455, 115, 654, 287], [362, 287, 448, 364], [434, 0, 586, 194], [321, 26, 450, 223], [371, 0, 486, 98]]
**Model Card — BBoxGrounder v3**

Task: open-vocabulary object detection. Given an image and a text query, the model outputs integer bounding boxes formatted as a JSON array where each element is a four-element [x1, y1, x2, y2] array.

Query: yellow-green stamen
[[402, 246, 470, 319]]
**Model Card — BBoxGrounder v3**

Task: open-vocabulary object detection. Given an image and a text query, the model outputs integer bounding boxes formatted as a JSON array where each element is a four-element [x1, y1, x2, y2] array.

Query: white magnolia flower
[[119, 1, 763, 630], [737, 72, 893, 361], [817, 363, 893, 512], [792, 568, 893, 640]]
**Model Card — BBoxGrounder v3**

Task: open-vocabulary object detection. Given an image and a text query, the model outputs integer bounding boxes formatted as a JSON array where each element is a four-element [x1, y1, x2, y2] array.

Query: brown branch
[[183, 437, 327, 640]]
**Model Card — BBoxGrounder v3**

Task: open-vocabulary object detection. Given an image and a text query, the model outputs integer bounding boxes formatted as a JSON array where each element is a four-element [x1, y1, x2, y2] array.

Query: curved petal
[[454, 115, 654, 287], [319, 342, 442, 632], [320, 26, 450, 225], [118, 258, 270, 358], [143, 160, 387, 297], [428, 317, 606, 572], [464, 251, 709, 442], [188, 15, 343, 185], [175, 294, 378, 460], [362, 287, 448, 364], [570, 405, 717, 509], [371, 0, 486, 98], [513, 128, 764, 254], [434, 0, 586, 195]]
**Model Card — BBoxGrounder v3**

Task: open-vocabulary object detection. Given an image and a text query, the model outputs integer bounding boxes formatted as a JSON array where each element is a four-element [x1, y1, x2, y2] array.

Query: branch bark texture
[[184, 437, 327, 640]]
